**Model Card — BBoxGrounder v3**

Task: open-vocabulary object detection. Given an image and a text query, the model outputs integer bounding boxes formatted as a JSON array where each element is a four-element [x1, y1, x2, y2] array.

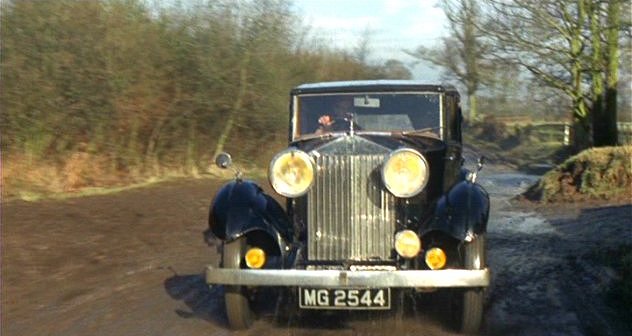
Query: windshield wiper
[[294, 132, 339, 142], [401, 126, 443, 137]]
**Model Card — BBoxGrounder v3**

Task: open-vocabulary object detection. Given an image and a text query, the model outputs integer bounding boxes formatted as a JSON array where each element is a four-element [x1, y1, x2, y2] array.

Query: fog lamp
[[245, 247, 266, 269], [425, 247, 447, 270], [395, 230, 421, 258]]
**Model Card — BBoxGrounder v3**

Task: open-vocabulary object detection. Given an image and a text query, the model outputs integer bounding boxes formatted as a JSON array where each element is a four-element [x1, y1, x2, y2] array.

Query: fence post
[[563, 123, 571, 146]]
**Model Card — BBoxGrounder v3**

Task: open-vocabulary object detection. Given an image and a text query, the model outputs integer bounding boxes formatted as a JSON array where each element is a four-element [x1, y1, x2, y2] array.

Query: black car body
[[205, 80, 490, 333]]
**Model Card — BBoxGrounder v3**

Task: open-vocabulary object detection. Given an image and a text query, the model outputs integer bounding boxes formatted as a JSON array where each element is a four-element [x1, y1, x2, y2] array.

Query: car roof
[[291, 80, 458, 95]]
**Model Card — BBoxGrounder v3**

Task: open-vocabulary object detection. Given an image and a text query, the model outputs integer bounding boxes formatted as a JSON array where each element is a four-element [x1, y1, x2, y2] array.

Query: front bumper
[[205, 266, 490, 288]]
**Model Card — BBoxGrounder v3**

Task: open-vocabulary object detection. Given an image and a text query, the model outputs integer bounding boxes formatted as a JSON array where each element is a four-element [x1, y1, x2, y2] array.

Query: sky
[[291, 0, 448, 81]]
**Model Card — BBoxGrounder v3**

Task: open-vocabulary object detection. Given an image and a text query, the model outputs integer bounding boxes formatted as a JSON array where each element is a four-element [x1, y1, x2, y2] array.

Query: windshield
[[294, 92, 441, 138]]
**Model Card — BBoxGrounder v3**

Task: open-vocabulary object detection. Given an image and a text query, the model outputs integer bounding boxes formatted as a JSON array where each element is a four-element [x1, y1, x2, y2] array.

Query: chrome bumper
[[205, 266, 490, 288]]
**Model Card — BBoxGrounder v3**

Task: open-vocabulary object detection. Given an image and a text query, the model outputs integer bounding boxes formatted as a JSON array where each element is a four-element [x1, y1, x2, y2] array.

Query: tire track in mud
[[480, 170, 631, 336], [3, 174, 630, 335]]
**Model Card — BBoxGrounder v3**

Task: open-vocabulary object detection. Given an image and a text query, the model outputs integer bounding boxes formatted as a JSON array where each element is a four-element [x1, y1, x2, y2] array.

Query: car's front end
[[205, 80, 490, 333]]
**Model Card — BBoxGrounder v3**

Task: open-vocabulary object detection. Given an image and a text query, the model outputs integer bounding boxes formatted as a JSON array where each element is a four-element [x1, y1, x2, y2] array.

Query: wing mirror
[[476, 156, 486, 172], [467, 156, 486, 183], [215, 152, 232, 169], [214, 152, 242, 180]]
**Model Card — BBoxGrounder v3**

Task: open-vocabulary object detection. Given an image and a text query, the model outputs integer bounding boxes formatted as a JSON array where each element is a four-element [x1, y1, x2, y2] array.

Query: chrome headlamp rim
[[268, 148, 315, 197], [381, 148, 429, 198]]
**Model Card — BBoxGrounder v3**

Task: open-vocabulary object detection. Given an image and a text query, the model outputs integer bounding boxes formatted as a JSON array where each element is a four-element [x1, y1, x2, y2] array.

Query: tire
[[223, 238, 254, 329], [455, 235, 486, 334]]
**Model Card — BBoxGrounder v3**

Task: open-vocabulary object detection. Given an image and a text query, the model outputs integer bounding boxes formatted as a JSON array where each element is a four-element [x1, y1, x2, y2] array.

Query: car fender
[[208, 180, 291, 254], [423, 180, 490, 241]]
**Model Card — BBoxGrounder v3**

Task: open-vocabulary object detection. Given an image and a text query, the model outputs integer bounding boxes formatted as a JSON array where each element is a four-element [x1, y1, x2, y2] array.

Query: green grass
[[8, 177, 178, 202], [5, 166, 268, 203]]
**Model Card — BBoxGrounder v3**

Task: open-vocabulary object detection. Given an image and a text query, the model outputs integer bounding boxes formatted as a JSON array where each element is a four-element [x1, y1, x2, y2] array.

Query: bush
[[523, 146, 632, 202]]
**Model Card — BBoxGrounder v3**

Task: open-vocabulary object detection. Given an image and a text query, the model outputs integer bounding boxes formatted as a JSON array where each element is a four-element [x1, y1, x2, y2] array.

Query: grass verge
[[3, 156, 267, 202], [522, 146, 632, 202]]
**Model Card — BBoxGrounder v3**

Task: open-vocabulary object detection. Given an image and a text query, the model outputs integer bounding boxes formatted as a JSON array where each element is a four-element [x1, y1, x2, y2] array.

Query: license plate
[[299, 288, 390, 310]]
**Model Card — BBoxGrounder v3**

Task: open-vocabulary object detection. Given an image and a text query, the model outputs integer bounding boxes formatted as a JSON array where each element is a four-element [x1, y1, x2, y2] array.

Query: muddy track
[[2, 172, 630, 335]]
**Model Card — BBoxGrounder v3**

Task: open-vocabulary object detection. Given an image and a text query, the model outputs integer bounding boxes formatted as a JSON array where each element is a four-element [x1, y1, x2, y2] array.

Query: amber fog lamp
[[245, 247, 266, 269], [425, 247, 447, 270], [395, 230, 421, 258], [269, 149, 315, 197], [382, 148, 429, 198]]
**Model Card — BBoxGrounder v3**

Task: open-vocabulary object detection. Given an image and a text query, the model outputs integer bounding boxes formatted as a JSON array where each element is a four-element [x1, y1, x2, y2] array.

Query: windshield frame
[[290, 91, 445, 141]]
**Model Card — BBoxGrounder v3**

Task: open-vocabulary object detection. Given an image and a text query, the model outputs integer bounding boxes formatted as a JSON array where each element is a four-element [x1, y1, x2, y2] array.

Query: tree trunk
[[573, 115, 591, 152], [603, 0, 621, 146], [590, 0, 607, 146], [571, 0, 589, 151], [468, 94, 477, 120], [127, 117, 141, 174], [212, 51, 250, 161], [145, 117, 165, 174], [572, 94, 592, 152], [186, 118, 198, 175]]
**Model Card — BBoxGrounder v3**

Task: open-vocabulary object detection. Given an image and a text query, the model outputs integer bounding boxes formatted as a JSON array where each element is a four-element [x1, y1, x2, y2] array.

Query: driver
[[315, 96, 354, 134]]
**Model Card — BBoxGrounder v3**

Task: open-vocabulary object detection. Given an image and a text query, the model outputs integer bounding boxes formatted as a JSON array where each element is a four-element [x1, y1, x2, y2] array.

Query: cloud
[[383, 0, 409, 15], [293, 0, 447, 68], [303, 13, 384, 49]]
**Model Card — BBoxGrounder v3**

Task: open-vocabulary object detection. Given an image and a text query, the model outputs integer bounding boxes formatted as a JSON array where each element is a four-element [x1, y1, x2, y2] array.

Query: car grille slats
[[307, 154, 396, 261]]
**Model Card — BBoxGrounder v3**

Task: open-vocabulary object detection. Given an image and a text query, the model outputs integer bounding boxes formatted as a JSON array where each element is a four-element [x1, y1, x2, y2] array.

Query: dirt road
[[2, 170, 630, 335]]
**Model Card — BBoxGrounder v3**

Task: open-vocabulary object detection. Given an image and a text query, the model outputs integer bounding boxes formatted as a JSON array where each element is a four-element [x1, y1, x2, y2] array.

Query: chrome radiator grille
[[307, 154, 396, 261]]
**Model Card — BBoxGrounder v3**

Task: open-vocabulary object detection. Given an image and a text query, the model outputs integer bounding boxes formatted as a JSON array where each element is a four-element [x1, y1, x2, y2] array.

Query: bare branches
[[482, 0, 627, 149], [408, 0, 490, 119], [1, 0, 399, 180]]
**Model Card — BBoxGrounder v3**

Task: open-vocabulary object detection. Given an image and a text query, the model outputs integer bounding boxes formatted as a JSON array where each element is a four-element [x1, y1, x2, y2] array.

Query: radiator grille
[[307, 154, 396, 261]]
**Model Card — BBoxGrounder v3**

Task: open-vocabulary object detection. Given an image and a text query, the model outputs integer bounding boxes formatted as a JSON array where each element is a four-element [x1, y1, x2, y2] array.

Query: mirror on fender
[[215, 152, 232, 169], [468, 156, 486, 183]]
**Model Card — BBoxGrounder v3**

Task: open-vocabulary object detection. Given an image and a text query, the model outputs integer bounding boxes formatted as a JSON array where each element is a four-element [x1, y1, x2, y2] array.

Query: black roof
[[291, 80, 458, 95]]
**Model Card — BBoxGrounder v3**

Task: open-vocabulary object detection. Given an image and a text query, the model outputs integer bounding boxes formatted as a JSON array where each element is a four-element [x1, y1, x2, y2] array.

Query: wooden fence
[[516, 122, 631, 146], [525, 122, 572, 145], [618, 122, 632, 145]]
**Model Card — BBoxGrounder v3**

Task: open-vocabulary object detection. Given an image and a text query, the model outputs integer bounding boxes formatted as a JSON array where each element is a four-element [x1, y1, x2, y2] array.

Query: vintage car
[[204, 80, 490, 333]]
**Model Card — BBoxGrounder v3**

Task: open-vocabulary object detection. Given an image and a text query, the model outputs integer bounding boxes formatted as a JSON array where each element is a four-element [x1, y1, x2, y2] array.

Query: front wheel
[[455, 235, 486, 334], [223, 238, 254, 329]]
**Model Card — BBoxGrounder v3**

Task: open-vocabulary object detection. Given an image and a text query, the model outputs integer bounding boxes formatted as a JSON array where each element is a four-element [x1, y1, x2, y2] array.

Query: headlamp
[[269, 149, 314, 197], [382, 148, 429, 198]]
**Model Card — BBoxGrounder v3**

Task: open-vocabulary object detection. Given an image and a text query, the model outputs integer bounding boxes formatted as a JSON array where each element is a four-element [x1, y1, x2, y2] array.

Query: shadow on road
[[163, 273, 465, 334], [163, 273, 228, 327]]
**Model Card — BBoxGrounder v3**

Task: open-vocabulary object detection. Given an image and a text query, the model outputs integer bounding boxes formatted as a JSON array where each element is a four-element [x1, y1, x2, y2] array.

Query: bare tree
[[381, 59, 412, 79], [601, 0, 623, 145], [589, 0, 606, 146], [486, 0, 591, 149], [409, 0, 490, 120], [483, 0, 627, 150]]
